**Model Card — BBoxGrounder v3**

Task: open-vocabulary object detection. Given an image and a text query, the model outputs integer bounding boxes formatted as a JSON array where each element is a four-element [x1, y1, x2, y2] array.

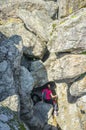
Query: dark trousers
[[44, 99, 58, 111]]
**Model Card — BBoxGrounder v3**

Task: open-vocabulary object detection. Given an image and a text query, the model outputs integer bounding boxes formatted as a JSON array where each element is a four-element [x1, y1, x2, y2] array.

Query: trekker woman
[[42, 84, 58, 116]]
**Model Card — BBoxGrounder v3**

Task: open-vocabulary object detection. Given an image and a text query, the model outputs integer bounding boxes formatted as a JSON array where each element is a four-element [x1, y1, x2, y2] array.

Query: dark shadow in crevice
[[42, 48, 50, 62], [31, 81, 56, 105], [56, 52, 71, 59], [67, 72, 86, 103], [54, 72, 86, 103], [0, 31, 7, 43], [24, 23, 37, 36], [56, 47, 86, 59], [55, 72, 86, 104], [0, 29, 60, 130], [21, 53, 40, 71], [51, 7, 59, 20]]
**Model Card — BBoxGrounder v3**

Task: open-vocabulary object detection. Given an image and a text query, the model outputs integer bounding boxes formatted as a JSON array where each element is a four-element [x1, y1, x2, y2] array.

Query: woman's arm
[[50, 93, 58, 99]]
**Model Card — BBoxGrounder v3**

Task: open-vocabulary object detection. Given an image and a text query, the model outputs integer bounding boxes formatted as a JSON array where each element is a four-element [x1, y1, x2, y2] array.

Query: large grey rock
[[0, 35, 26, 129], [56, 83, 82, 130], [33, 102, 53, 126], [30, 60, 48, 87], [0, 121, 10, 130], [20, 67, 34, 119], [30, 53, 86, 85], [0, 0, 58, 19], [0, 35, 23, 100], [0, 32, 7, 43], [70, 75, 86, 96], [17, 9, 52, 41], [45, 54, 86, 81], [58, 0, 86, 18], [0, 105, 27, 130], [76, 96, 86, 130], [0, 62, 15, 101], [20, 66, 34, 94], [0, 22, 47, 59], [0, 35, 23, 68], [27, 102, 54, 130], [48, 8, 86, 54]]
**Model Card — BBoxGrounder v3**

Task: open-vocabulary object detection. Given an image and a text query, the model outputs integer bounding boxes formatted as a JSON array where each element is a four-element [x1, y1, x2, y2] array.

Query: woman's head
[[47, 84, 51, 89]]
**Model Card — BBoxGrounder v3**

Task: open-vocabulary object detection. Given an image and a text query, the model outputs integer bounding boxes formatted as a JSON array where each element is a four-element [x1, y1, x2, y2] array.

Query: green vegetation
[[80, 51, 86, 54], [60, 20, 66, 24], [71, 15, 77, 18], [69, 7, 73, 14], [50, 32, 53, 36], [52, 23, 57, 29], [50, 23, 57, 36], [19, 123, 26, 130]]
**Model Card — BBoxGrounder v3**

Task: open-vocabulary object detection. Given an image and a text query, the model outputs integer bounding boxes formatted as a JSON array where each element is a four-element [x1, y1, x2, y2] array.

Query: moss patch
[[52, 23, 57, 29], [71, 15, 77, 18], [80, 51, 86, 54], [19, 123, 26, 130], [69, 7, 73, 14], [0, 18, 22, 25], [60, 20, 66, 24]]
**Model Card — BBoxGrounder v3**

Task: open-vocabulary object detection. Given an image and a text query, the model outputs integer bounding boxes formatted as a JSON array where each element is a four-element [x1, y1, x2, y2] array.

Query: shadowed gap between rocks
[[54, 72, 86, 104], [18, 36, 60, 130]]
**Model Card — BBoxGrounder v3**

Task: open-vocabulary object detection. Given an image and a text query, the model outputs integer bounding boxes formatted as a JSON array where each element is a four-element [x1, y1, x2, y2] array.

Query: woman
[[42, 84, 58, 116]]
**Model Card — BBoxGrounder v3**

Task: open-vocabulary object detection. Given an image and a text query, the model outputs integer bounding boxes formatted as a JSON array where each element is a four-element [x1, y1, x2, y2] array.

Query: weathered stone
[[17, 9, 52, 41], [0, 35, 23, 101], [0, 95, 19, 112], [0, 114, 9, 122], [58, 0, 86, 18], [0, 121, 10, 130], [70, 75, 86, 96], [0, 35, 23, 68], [33, 102, 53, 126], [56, 83, 82, 130], [20, 66, 34, 94], [0, 34, 27, 129], [0, 60, 8, 72], [0, 105, 27, 130], [76, 96, 86, 130], [0, 0, 58, 20], [0, 32, 7, 43], [30, 53, 86, 85], [0, 22, 47, 59], [0, 64, 15, 101], [29, 101, 56, 130], [30, 60, 48, 87], [48, 8, 86, 54], [0, 1, 86, 130], [20, 66, 34, 120]]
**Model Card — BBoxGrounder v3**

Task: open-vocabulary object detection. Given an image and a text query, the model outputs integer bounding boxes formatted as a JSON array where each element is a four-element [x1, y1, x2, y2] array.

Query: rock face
[[0, 0, 86, 130], [48, 8, 86, 54], [30, 53, 86, 83], [0, 35, 27, 129], [58, 0, 86, 18]]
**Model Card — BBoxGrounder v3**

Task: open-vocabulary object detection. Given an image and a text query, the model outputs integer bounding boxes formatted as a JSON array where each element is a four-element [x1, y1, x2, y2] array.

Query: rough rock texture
[[0, 105, 28, 130], [48, 8, 86, 54], [0, 35, 27, 129], [58, 0, 86, 18], [70, 75, 86, 96], [76, 96, 86, 130], [55, 83, 82, 130], [30, 60, 48, 87], [0, 20, 47, 59], [0, 0, 86, 130], [20, 66, 34, 119], [17, 9, 52, 42], [30, 53, 86, 84]]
